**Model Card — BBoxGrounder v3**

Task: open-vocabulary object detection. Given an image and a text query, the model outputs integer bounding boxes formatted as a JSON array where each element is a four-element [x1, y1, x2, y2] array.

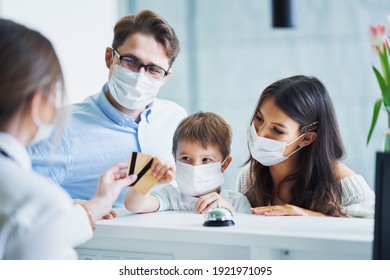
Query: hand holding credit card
[[126, 152, 159, 195]]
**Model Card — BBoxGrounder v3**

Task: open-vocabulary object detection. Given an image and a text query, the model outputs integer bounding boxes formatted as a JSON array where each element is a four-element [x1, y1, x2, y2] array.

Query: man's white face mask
[[108, 65, 162, 110]]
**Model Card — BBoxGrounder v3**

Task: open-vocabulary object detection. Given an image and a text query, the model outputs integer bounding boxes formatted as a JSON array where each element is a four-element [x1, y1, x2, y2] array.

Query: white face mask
[[108, 65, 162, 110], [248, 123, 304, 166], [29, 113, 55, 145], [175, 161, 225, 197]]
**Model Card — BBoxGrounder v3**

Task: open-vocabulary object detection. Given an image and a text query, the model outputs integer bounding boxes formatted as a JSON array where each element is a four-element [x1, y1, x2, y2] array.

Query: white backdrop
[[0, 0, 117, 104]]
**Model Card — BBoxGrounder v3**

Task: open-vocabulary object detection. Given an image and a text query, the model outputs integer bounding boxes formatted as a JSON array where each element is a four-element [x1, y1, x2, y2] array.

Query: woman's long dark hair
[[244, 75, 345, 216]]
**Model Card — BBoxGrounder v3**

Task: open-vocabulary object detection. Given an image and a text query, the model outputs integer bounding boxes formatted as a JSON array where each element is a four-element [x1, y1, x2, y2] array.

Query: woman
[[238, 75, 375, 218], [0, 19, 140, 259]]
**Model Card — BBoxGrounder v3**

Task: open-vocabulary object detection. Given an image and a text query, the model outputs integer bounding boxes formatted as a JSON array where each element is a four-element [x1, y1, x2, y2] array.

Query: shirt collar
[[97, 83, 153, 126], [0, 132, 32, 171]]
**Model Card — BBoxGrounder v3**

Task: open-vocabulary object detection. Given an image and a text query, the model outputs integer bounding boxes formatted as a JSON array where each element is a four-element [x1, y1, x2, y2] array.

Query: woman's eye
[[273, 127, 283, 134], [202, 158, 214, 163], [181, 156, 190, 161], [255, 114, 264, 123]]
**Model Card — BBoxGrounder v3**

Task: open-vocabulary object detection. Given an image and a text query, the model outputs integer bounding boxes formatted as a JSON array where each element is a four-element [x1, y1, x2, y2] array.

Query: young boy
[[124, 112, 251, 214]]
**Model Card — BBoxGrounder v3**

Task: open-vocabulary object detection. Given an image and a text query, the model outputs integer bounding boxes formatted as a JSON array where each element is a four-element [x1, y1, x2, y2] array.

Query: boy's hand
[[195, 192, 237, 214], [195, 192, 221, 214], [151, 157, 175, 185]]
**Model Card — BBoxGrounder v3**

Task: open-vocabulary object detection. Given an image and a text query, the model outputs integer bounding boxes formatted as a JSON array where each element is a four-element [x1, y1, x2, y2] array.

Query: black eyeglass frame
[[112, 48, 169, 80]]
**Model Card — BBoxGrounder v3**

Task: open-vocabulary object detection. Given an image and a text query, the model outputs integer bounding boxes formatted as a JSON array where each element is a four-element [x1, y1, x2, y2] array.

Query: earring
[[298, 144, 304, 148]]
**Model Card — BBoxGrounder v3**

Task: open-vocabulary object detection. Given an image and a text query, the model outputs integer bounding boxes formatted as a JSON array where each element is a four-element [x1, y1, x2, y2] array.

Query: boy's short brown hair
[[172, 112, 232, 159]]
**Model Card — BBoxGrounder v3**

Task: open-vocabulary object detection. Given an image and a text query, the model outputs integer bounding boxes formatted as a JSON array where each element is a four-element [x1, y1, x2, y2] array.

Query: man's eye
[[123, 57, 139, 67], [148, 66, 163, 74]]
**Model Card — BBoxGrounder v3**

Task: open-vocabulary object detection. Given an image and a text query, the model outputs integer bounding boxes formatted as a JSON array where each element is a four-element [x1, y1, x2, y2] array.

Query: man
[[28, 10, 187, 207]]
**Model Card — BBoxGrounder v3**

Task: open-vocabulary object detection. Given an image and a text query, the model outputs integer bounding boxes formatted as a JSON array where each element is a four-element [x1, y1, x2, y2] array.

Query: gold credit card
[[126, 152, 159, 195]]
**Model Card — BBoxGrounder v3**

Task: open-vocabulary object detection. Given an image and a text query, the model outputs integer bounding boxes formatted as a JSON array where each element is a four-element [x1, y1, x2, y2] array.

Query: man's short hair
[[172, 112, 232, 160], [112, 10, 180, 67]]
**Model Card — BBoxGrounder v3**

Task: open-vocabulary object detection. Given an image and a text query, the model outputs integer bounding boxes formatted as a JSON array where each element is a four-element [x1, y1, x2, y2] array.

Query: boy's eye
[[202, 158, 214, 163], [180, 156, 191, 161]]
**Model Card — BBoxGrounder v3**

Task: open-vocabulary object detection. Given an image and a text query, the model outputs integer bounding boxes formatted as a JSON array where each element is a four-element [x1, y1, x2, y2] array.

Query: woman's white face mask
[[175, 160, 226, 197], [247, 123, 304, 166], [29, 114, 55, 145], [108, 65, 162, 110], [29, 90, 60, 146]]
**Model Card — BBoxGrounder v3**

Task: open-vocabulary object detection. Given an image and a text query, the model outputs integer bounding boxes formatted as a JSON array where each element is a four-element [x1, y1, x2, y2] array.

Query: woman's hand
[[86, 163, 137, 221], [95, 162, 137, 203], [251, 204, 325, 216], [102, 209, 117, 220], [151, 157, 175, 185], [195, 192, 235, 214]]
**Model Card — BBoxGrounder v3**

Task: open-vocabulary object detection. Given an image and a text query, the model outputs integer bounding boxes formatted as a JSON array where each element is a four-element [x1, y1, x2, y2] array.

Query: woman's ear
[[300, 132, 317, 147], [29, 89, 45, 120], [221, 155, 232, 173]]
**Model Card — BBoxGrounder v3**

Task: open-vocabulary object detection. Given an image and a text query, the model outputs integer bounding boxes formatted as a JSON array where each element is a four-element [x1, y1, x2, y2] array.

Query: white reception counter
[[76, 209, 373, 260]]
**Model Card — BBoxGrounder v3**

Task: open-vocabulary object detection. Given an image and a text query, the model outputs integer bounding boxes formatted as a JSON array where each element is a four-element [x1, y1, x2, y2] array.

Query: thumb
[[113, 174, 137, 189]]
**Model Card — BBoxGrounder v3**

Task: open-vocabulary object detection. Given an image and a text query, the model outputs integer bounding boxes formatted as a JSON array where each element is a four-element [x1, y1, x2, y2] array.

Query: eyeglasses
[[112, 48, 169, 81]]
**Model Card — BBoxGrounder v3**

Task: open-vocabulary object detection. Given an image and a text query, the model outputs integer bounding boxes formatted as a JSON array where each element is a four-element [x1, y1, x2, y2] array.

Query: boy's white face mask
[[175, 161, 225, 197]]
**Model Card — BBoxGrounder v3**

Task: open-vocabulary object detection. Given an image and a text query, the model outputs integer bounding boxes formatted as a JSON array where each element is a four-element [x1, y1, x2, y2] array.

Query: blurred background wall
[[1, 0, 390, 190]]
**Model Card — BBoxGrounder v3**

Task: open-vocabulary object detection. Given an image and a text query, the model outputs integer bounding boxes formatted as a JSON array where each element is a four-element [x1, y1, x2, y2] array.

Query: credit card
[[126, 152, 159, 195]]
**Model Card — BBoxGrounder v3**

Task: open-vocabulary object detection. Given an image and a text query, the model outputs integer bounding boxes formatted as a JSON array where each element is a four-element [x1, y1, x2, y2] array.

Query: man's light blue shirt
[[28, 84, 187, 207]]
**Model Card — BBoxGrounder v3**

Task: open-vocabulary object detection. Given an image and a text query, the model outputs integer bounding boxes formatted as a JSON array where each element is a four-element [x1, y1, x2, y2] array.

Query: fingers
[[151, 158, 175, 181], [197, 201, 219, 214], [102, 209, 117, 220], [263, 209, 287, 216], [114, 172, 127, 180], [102, 213, 114, 219], [251, 206, 286, 216], [113, 174, 137, 189], [251, 207, 267, 215], [111, 174, 137, 189], [195, 193, 219, 214], [158, 169, 175, 185], [109, 209, 117, 218], [108, 162, 128, 173], [102, 210, 117, 220], [251, 204, 302, 216], [99, 163, 129, 183]]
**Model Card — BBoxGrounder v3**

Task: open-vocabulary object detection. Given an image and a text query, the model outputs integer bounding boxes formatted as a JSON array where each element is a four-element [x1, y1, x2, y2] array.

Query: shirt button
[[118, 121, 123, 125], [124, 117, 129, 121]]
